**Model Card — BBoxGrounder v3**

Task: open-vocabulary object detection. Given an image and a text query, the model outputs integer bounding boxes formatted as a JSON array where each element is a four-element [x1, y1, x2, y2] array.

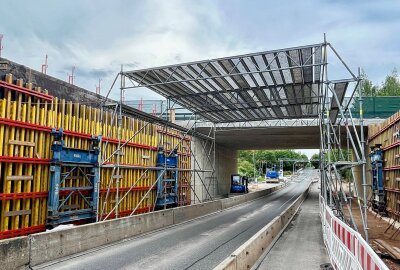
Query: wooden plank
[[4, 209, 32, 217], [8, 140, 36, 147], [374, 239, 400, 260], [6, 176, 33, 181]]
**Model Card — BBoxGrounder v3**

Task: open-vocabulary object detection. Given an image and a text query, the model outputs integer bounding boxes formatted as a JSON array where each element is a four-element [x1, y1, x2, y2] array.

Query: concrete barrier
[[222, 184, 283, 210], [173, 200, 222, 224], [221, 195, 247, 210], [30, 209, 174, 266], [215, 183, 310, 270], [0, 236, 30, 270], [0, 184, 284, 268]]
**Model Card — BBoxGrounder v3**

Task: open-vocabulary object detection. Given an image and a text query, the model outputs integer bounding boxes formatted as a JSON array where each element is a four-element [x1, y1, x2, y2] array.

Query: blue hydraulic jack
[[156, 146, 178, 209], [47, 128, 101, 227], [369, 144, 386, 213]]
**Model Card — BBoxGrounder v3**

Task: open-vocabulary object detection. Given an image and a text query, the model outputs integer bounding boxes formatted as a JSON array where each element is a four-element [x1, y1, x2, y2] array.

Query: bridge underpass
[[1, 40, 390, 270], [110, 40, 386, 269], [104, 40, 383, 269], [191, 117, 382, 197], [34, 171, 314, 270]]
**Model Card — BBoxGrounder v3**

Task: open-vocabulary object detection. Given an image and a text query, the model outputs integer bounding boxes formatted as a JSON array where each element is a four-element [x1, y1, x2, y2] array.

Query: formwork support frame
[[98, 72, 217, 221]]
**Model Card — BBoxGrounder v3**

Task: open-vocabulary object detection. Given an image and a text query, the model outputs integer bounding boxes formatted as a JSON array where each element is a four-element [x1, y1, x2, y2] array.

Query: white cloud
[[0, 0, 399, 101]]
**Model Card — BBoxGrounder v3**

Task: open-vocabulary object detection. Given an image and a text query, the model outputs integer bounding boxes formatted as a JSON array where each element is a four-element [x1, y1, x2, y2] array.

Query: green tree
[[360, 69, 400, 97], [379, 69, 400, 96], [238, 149, 308, 177], [361, 72, 379, 96], [310, 153, 319, 168], [238, 159, 255, 177]]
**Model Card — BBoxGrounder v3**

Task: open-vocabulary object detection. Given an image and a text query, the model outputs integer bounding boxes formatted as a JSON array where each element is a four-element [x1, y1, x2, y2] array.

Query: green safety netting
[[351, 97, 400, 118]]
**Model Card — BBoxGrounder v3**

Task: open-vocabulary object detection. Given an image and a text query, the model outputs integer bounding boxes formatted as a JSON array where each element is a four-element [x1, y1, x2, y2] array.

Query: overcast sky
[[1, 0, 399, 157]]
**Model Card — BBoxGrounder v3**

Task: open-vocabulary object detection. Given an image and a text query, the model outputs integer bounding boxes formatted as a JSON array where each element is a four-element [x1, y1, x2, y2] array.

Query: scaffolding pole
[[98, 72, 217, 221], [319, 37, 369, 242]]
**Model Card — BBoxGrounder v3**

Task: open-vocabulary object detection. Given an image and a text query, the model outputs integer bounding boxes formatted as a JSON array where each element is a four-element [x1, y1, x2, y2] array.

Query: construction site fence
[[350, 97, 400, 119], [319, 195, 388, 270], [0, 74, 192, 239]]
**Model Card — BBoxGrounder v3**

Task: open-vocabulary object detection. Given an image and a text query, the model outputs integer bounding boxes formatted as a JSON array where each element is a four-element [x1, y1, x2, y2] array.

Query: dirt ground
[[343, 199, 400, 270]]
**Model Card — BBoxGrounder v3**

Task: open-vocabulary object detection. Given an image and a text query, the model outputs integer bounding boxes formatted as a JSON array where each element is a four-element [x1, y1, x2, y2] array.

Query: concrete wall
[[191, 135, 238, 200], [30, 209, 174, 266], [216, 143, 237, 195], [0, 236, 30, 270], [191, 136, 216, 202], [0, 58, 109, 107]]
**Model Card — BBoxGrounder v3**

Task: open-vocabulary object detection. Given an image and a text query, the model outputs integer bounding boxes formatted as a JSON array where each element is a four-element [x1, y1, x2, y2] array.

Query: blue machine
[[266, 165, 279, 179], [369, 144, 386, 212], [266, 170, 279, 179], [230, 174, 248, 193], [47, 128, 101, 227], [156, 146, 178, 208]]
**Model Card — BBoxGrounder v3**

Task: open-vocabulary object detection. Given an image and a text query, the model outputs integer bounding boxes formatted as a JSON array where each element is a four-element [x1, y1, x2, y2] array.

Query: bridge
[[0, 39, 392, 270]]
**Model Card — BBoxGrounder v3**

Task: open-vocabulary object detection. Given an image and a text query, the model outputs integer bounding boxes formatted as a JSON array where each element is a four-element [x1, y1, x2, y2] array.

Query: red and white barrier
[[319, 196, 389, 270]]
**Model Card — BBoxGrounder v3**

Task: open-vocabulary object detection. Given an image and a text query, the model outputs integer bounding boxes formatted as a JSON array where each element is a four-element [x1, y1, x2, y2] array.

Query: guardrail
[[319, 195, 389, 270]]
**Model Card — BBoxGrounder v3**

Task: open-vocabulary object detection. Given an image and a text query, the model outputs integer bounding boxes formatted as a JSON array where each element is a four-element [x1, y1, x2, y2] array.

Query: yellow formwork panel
[[368, 111, 400, 220], [0, 74, 192, 238]]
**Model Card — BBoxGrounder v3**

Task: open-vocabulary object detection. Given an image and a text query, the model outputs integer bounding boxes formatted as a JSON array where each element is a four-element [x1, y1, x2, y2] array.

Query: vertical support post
[[326, 93, 332, 206], [115, 68, 124, 218], [213, 122, 216, 195], [253, 150, 256, 180], [320, 33, 328, 203], [359, 68, 369, 242], [163, 98, 170, 210], [92, 166, 100, 219], [48, 165, 61, 219], [95, 136, 102, 221], [193, 113, 197, 203]]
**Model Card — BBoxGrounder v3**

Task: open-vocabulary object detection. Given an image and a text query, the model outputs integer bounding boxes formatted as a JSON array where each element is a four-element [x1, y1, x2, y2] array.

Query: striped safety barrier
[[319, 196, 389, 270]]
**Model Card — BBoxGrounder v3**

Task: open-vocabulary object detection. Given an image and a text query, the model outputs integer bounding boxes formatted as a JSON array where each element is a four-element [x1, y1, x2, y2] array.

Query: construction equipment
[[230, 174, 248, 193], [369, 144, 386, 213], [47, 128, 101, 227], [156, 145, 178, 208], [265, 165, 279, 183]]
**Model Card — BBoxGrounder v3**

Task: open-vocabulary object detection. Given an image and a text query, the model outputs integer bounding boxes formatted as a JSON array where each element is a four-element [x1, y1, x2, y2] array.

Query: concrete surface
[[193, 120, 381, 150], [215, 143, 238, 195], [32, 173, 311, 270], [0, 236, 30, 270], [191, 136, 238, 198], [256, 181, 329, 270]]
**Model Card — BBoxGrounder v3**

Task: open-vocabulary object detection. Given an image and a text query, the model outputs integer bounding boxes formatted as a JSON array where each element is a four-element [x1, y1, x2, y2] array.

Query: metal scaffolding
[[318, 37, 369, 241], [98, 72, 217, 221], [98, 38, 369, 242]]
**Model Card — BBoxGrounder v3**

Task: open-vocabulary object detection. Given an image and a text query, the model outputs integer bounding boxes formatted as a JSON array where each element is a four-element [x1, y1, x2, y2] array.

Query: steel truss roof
[[122, 43, 327, 123]]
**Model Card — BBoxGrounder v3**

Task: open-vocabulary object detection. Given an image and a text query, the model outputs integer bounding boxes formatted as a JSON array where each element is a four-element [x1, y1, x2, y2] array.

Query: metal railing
[[319, 195, 389, 270]]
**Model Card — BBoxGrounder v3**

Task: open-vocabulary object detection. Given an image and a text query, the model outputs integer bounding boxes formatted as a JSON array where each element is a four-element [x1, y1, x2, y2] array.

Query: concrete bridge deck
[[34, 172, 314, 270]]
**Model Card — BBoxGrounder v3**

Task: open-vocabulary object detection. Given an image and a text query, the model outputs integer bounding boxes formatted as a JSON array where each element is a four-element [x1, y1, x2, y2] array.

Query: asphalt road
[[35, 170, 314, 270]]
